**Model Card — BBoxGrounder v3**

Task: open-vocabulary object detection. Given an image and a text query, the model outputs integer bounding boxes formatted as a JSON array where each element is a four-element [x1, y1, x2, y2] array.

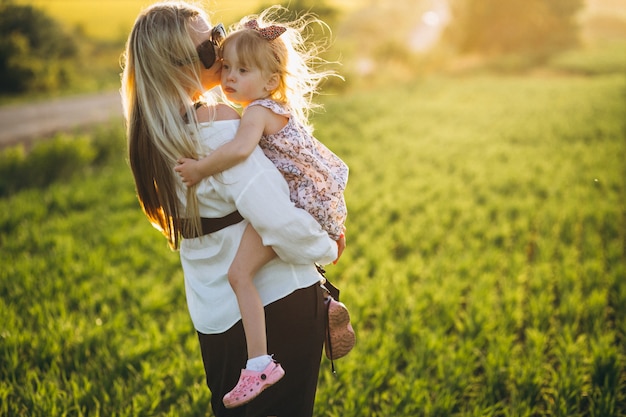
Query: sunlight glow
[[356, 57, 375, 76], [409, 0, 451, 52], [422, 11, 441, 27]]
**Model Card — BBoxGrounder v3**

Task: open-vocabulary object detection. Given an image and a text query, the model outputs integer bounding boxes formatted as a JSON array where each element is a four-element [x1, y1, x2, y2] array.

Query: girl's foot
[[223, 361, 285, 408]]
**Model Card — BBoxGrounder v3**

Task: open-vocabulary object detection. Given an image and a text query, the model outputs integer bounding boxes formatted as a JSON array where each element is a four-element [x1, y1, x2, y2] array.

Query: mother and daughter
[[122, 1, 352, 416]]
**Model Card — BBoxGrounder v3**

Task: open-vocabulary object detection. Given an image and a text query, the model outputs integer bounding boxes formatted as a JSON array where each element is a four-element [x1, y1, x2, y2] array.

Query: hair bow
[[244, 19, 286, 40]]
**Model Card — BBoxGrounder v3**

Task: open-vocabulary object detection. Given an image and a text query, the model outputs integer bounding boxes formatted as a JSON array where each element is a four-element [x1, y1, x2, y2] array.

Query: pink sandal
[[223, 361, 285, 408]]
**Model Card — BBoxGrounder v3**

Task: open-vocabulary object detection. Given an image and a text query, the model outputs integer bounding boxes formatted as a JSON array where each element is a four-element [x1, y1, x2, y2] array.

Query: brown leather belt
[[180, 211, 244, 238]]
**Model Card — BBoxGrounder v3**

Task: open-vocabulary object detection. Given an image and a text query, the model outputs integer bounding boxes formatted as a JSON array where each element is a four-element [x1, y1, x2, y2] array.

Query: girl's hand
[[333, 226, 346, 264], [174, 158, 203, 187]]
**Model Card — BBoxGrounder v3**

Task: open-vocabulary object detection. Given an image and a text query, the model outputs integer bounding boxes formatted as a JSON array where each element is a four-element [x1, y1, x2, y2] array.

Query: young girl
[[174, 7, 349, 409]]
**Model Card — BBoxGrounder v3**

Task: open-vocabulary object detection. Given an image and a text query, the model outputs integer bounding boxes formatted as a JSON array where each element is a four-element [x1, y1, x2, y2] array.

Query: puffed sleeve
[[213, 146, 338, 265]]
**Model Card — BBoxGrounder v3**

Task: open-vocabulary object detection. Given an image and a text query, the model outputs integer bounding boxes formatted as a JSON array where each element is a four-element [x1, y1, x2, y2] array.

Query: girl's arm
[[175, 106, 271, 186]]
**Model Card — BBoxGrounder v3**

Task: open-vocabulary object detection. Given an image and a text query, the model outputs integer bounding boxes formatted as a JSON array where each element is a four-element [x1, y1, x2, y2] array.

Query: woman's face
[[188, 18, 222, 91]]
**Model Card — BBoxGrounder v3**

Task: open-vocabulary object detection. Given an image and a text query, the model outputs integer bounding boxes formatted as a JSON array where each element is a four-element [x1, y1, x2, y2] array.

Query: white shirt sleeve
[[213, 146, 338, 265]]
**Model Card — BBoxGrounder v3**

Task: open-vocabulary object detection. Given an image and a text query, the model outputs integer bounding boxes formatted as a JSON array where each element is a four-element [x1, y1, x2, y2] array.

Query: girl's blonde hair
[[227, 6, 340, 132], [120, 1, 212, 249]]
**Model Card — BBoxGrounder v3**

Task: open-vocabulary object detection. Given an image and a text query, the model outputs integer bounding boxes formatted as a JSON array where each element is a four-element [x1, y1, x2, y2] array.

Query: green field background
[[1, 69, 625, 415], [2, 0, 626, 416]]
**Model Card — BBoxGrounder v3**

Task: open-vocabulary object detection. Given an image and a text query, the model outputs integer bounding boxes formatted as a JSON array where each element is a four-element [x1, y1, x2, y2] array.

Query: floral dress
[[250, 99, 348, 240]]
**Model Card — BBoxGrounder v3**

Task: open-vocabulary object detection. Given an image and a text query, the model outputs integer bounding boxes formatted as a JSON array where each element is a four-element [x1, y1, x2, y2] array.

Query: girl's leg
[[223, 225, 281, 409], [228, 224, 276, 360]]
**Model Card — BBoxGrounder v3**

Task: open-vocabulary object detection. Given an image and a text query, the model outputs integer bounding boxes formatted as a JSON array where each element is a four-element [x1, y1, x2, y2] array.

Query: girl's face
[[188, 18, 222, 91], [220, 41, 276, 106]]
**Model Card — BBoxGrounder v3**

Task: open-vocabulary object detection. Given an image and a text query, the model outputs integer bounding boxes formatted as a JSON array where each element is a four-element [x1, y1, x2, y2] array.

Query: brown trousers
[[197, 283, 326, 417]]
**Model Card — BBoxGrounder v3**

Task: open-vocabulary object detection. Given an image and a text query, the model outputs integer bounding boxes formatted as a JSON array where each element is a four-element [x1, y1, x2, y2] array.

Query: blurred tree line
[[0, 0, 78, 94], [272, 0, 585, 79], [444, 0, 583, 60], [0, 0, 586, 97]]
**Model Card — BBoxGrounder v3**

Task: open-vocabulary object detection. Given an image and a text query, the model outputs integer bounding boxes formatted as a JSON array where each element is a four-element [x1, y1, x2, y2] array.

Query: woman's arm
[[214, 146, 338, 266], [175, 105, 271, 186]]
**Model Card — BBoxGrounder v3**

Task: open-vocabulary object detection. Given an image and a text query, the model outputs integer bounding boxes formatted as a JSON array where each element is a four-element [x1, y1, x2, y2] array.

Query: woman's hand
[[333, 226, 346, 264], [174, 158, 203, 187]]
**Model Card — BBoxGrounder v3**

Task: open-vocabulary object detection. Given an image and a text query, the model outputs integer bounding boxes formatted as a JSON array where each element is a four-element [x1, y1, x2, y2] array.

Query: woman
[[120, 2, 342, 416]]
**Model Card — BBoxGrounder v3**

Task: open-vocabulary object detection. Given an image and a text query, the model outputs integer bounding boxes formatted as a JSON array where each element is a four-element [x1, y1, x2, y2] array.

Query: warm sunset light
[[409, 0, 451, 52], [1, 0, 625, 414], [422, 10, 441, 27]]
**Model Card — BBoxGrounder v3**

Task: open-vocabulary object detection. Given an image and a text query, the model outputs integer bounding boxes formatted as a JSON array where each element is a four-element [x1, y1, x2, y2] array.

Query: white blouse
[[177, 120, 338, 334]]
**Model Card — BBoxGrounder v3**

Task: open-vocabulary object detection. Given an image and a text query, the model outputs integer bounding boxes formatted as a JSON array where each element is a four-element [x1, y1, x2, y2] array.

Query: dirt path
[[0, 91, 123, 149]]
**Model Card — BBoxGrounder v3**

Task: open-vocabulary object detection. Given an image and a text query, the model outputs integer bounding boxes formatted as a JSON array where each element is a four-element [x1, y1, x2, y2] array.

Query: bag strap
[[316, 264, 340, 300], [317, 263, 340, 374], [325, 300, 337, 374]]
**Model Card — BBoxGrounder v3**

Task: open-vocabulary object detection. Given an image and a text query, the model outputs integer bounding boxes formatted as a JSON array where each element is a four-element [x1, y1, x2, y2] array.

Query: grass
[[1, 51, 625, 415], [313, 72, 626, 416]]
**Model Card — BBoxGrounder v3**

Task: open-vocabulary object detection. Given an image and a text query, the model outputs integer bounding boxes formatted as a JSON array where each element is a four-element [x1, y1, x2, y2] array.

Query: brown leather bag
[[317, 265, 356, 371]]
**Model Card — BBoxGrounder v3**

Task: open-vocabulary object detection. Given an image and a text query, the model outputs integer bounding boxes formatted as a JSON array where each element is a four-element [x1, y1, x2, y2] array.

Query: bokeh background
[[1, 0, 625, 98], [1, 1, 625, 416]]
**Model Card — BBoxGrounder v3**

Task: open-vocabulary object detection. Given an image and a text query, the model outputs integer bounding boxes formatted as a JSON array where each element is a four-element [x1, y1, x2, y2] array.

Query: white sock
[[246, 354, 272, 372]]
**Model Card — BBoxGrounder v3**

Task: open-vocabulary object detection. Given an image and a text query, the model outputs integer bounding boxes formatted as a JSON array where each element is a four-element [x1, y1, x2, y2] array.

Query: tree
[[444, 0, 583, 60], [0, 0, 78, 94]]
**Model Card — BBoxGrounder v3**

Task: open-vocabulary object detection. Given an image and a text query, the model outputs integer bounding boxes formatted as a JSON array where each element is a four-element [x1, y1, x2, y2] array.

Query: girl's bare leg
[[228, 224, 277, 359]]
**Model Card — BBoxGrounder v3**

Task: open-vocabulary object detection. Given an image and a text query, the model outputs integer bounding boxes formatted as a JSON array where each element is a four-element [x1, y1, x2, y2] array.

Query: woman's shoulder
[[214, 103, 240, 121], [249, 99, 290, 116], [195, 102, 240, 123], [193, 104, 240, 148]]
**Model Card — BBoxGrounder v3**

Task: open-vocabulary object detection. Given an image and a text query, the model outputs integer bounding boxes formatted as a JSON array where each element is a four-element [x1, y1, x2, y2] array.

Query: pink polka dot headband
[[244, 19, 286, 40]]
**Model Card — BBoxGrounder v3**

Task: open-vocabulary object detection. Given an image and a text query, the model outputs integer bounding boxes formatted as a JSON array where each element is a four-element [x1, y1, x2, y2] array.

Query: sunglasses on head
[[196, 23, 225, 69]]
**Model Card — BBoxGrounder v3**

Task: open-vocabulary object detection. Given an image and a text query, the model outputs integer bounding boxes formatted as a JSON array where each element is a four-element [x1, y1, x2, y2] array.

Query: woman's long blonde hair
[[121, 1, 212, 249], [227, 6, 340, 133]]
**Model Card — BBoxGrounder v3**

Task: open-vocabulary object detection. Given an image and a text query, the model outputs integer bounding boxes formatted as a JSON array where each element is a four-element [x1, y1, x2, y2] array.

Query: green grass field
[[1, 52, 625, 416]]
